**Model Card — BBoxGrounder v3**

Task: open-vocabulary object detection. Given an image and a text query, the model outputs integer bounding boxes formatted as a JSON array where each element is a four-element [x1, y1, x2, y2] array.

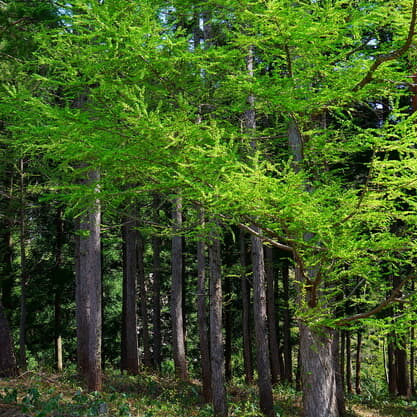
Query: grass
[[0, 370, 415, 416]]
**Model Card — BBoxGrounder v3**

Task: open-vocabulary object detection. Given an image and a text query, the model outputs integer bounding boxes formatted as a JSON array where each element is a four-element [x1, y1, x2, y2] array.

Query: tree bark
[[121, 215, 139, 375], [138, 231, 152, 368], [0, 301, 17, 377], [54, 207, 64, 372], [388, 339, 397, 395], [346, 331, 352, 393], [281, 260, 292, 383], [300, 325, 340, 417], [240, 230, 253, 383], [197, 211, 212, 402], [265, 246, 280, 384], [252, 233, 275, 417], [171, 197, 187, 380], [75, 170, 102, 391], [152, 195, 162, 370], [209, 231, 227, 417], [355, 331, 362, 395]]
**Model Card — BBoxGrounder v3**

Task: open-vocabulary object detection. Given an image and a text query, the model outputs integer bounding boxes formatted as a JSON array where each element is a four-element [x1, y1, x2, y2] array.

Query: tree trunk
[[171, 197, 187, 380], [300, 324, 340, 417], [240, 230, 253, 383], [251, 233, 275, 417], [346, 331, 352, 393], [0, 301, 17, 377], [54, 207, 64, 372], [411, 280, 415, 396], [340, 331, 345, 392], [265, 246, 280, 384], [388, 339, 398, 395], [395, 344, 410, 397], [138, 231, 152, 368], [209, 231, 227, 417], [19, 158, 27, 371], [224, 273, 232, 381], [355, 331, 362, 394], [197, 211, 212, 402], [152, 195, 162, 370], [281, 260, 292, 383], [121, 215, 139, 375], [76, 170, 102, 391]]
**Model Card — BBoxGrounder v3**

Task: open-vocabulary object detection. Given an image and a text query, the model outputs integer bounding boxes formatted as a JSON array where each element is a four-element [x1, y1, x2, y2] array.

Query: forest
[[1, 1, 417, 417]]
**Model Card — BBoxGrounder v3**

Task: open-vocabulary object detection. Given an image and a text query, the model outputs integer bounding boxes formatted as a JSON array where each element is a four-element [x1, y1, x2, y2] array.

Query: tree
[[171, 197, 187, 380], [75, 170, 102, 391], [121, 212, 139, 375], [0, 301, 17, 377], [209, 226, 227, 417]]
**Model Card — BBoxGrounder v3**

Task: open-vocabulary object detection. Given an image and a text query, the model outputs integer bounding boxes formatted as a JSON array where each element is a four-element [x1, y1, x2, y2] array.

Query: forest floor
[[0, 371, 415, 417]]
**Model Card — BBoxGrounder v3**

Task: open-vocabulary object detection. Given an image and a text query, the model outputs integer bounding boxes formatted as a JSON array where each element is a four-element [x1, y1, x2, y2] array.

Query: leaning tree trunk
[[0, 301, 17, 377], [75, 170, 102, 392], [171, 197, 187, 380], [252, 233, 275, 417], [209, 230, 227, 417], [121, 215, 139, 375]]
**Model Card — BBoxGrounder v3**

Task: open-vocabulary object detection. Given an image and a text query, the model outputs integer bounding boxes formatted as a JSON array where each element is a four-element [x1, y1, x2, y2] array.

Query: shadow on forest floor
[[0, 371, 415, 417]]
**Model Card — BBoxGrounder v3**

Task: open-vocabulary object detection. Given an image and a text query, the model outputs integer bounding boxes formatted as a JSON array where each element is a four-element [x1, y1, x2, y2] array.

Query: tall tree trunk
[[0, 301, 17, 377], [19, 158, 27, 371], [265, 246, 280, 384], [197, 210, 212, 402], [240, 230, 253, 383], [333, 330, 345, 416], [300, 325, 340, 417], [54, 207, 64, 372], [245, 47, 274, 415], [410, 280, 415, 396], [224, 273, 232, 381], [289, 119, 342, 416], [209, 230, 227, 417], [340, 331, 345, 392], [76, 170, 102, 391], [388, 338, 397, 395], [355, 331, 362, 394], [395, 344, 410, 397], [138, 231, 151, 368], [252, 233, 275, 417], [171, 197, 187, 380], [152, 195, 162, 370], [282, 260, 292, 383], [121, 215, 139, 375], [346, 331, 352, 393]]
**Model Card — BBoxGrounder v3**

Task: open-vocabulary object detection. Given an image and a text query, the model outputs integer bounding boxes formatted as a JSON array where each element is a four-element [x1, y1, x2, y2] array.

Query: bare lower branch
[[335, 275, 414, 326], [238, 222, 293, 252]]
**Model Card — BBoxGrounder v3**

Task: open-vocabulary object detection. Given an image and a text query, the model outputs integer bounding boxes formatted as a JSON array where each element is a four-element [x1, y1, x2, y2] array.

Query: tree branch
[[353, 0, 417, 92], [335, 275, 414, 326]]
